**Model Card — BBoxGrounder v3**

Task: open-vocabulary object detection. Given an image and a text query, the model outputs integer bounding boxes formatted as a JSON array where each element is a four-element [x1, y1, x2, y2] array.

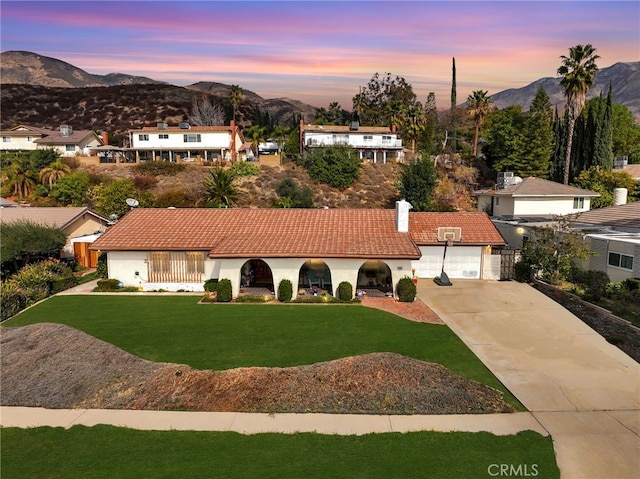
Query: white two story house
[[1, 124, 102, 156], [300, 120, 404, 164], [128, 121, 244, 163]]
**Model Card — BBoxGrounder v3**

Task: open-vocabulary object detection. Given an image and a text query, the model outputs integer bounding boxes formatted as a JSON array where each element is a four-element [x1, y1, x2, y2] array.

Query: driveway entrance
[[417, 280, 640, 479]]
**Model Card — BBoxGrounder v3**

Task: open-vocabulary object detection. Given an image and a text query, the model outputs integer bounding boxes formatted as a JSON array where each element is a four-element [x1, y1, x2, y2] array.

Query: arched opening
[[299, 260, 333, 296], [240, 259, 274, 294], [357, 260, 392, 297]]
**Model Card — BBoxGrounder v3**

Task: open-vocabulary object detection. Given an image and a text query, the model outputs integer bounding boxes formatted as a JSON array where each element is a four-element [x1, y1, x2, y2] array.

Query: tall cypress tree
[[550, 108, 567, 182], [450, 57, 457, 152], [592, 84, 614, 170]]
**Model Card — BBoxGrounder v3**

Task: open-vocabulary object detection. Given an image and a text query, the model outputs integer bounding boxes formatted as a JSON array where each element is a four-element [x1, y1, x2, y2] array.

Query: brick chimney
[[101, 131, 108, 146]]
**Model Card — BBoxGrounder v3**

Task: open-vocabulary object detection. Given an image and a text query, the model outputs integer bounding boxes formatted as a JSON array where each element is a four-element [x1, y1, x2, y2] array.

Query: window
[[332, 134, 348, 144], [573, 197, 585, 209], [184, 134, 201, 143], [158, 134, 169, 139], [495, 197, 500, 206], [2, 136, 10, 143], [608, 252, 633, 271], [147, 251, 205, 282], [363, 135, 373, 140], [27, 136, 33, 142], [139, 134, 149, 141], [65, 144, 75, 152]]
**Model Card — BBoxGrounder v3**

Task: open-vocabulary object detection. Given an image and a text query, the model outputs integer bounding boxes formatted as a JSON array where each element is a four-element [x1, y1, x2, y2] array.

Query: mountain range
[[1, 50, 638, 133]]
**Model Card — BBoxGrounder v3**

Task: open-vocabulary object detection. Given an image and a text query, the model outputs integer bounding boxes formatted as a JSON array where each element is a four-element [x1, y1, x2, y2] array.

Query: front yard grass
[[5, 295, 522, 409], [2, 426, 559, 479]]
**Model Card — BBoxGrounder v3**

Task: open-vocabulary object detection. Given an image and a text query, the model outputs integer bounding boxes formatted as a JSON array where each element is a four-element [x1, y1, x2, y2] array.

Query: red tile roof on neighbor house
[[410, 212, 505, 246], [90, 208, 505, 258]]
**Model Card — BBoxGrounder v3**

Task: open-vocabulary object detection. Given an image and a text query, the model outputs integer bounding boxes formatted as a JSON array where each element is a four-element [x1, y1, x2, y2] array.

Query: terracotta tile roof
[[575, 202, 640, 230], [90, 208, 423, 259], [409, 212, 506, 246], [474, 177, 599, 197], [0, 207, 109, 230]]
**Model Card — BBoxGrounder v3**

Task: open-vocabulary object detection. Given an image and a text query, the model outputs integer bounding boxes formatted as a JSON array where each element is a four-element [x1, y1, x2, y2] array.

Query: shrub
[[337, 281, 353, 301], [0, 281, 28, 321], [623, 278, 640, 291], [216, 278, 233, 302], [396, 276, 417, 302], [278, 279, 293, 302], [132, 161, 186, 176], [582, 270, 610, 301], [235, 294, 270, 303], [514, 261, 533, 283], [133, 174, 158, 191], [95, 278, 122, 291], [301, 144, 361, 188], [96, 253, 108, 279], [203, 279, 219, 292], [229, 161, 260, 177]]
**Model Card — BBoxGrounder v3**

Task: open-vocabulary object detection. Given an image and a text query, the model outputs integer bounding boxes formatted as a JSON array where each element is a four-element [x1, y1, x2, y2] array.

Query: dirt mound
[[1, 323, 514, 414]]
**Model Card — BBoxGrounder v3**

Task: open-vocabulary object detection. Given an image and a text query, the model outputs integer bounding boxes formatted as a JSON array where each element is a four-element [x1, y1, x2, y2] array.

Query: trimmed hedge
[[216, 279, 233, 302], [396, 276, 417, 302], [95, 279, 122, 292], [337, 281, 353, 301], [204, 279, 219, 292], [278, 279, 293, 302]]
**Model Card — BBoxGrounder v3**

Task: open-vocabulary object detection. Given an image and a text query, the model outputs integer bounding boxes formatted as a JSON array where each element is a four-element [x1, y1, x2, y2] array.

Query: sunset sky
[[1, 1, 638, 110]]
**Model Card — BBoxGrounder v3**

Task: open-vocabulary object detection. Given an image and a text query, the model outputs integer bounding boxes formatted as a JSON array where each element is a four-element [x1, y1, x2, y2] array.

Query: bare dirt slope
[[1, 323, 514, 414]]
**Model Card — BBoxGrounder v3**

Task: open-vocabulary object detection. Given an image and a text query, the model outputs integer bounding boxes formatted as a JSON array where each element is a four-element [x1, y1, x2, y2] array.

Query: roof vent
[[179, 122, 190, 129], [59, 125, 72, 137], [497, 172, 514, 189], [157, 122, 168, 130]]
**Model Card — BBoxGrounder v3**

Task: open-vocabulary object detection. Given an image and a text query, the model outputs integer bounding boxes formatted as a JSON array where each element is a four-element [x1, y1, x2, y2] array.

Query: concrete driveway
[[418, 279, 640, 479]]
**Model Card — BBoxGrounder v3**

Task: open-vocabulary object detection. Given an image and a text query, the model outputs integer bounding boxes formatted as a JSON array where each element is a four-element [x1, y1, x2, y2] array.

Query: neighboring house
[[0, 207, 111, 267], [0, 124, 52, 152], [33, 125, 103, 157], [473, 175, 599, 219], [89, 202, 506, 296], [575, 202, 640, 282], [128, 121, 244, 163], [300, 120, 404, 164]]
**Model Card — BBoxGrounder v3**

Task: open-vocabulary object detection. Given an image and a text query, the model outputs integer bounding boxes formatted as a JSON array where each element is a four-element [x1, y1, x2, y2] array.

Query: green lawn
[[6, 295, 522, 409], [1, 426, 559, 479]]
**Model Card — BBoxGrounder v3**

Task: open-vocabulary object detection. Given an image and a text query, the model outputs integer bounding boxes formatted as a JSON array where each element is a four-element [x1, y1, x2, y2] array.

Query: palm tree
[[39, 159, 70, 188], [467, 90, 493, 157], [204, 167, 239, 208], [228, 84, 243, 123], [4, 158, 37, 199], [271, 125, 289, 163], [557, 44, 599, 185], [245, 125, 266, 161], [352, 92, 367, 119], [402, 104, 426, 154]]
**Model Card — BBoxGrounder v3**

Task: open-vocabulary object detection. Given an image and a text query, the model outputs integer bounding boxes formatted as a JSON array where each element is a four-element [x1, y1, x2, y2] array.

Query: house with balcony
[[128, 121, 244, 163], [299, 120, 404, 164]]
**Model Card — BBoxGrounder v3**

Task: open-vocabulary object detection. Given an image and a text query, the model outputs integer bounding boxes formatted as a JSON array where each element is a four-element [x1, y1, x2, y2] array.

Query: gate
[[494, 248, 519, 280], [73, 242, 99, 268]]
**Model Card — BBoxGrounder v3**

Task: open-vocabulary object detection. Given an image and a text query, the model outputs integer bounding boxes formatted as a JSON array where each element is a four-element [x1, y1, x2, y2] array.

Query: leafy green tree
[[283, 127, 300, 158], [419, 92, 438, 155], [275, 177, 313, 208], [90, 179, 152, 218], [557, 44, 600, 184], [355, 72, 419, 126], [611, 103, 640, 161], [572, 166, 636, 208], [0, 221, 67, 273], [204, 167, 239, 208], [399, 156, 438, 212], [467, 90, 493, 157], [520, 87, 554, 177], [301, 144, 361, 189], [484, 106, 526, 174], [29, 148, 59, 171], [50, 171, 90, 206], [519, 215, 592, 284]]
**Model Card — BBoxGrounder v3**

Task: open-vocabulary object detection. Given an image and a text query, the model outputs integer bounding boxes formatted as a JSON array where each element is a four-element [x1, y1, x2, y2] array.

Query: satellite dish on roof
[[126, 198, 139, 208]]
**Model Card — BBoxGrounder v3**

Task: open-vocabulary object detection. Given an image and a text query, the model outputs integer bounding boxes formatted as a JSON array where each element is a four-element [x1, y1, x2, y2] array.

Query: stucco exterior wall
[[512, 197, 591, 217]]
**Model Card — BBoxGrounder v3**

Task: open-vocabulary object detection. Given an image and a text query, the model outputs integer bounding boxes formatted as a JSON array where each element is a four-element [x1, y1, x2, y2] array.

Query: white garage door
[[412, 246, 482, 279]]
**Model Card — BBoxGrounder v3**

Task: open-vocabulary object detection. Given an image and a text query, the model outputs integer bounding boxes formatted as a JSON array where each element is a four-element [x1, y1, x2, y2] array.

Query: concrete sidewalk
[[0, 406, 547, 436], [418, 279, 640, 479]]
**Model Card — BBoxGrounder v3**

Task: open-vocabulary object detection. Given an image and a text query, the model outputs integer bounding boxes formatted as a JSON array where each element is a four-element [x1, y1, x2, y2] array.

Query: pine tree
[[521, 87, 553, 177]]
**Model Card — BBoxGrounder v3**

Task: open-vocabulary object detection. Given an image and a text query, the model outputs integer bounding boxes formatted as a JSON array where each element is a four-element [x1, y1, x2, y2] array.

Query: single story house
[[299, 120, 404, 164], [89, 202, 506, 297], [127, 121, 244, 163], [1, 207, 111, 267], [575, 202, 640, 282], [473, 175, 599, 219]]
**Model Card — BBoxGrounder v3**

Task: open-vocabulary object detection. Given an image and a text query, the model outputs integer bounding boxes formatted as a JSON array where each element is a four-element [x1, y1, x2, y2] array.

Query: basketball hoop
[[434, 228, 460, 286]]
